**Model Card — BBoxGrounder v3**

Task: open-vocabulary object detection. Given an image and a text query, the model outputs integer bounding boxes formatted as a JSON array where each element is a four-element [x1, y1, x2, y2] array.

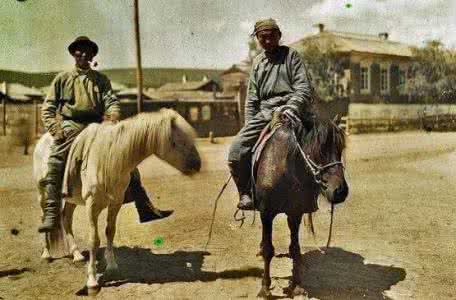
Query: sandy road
[[0, 131, 455, 299]]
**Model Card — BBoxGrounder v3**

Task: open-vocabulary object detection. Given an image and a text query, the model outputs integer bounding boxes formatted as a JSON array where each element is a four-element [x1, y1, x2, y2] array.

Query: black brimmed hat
[[68, 36, 98, 56]]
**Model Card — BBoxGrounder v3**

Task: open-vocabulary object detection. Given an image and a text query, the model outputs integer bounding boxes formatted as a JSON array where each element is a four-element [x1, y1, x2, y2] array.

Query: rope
[[204, 174, 232, 249], [326, 203, 335, 248]]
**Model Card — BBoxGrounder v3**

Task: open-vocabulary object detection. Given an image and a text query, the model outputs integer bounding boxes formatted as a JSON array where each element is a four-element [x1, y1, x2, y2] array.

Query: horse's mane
[[66, 109, 196, 190], [107, 109, 195, 161], [300, 104, 346, 162]]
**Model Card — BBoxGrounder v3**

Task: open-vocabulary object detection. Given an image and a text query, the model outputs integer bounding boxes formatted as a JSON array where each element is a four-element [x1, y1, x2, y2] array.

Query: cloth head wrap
[[251, 18, 281, 36]]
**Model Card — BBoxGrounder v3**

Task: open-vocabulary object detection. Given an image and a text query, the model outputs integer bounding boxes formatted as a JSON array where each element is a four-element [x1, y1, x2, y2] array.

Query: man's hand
[[276, 105, 300, 127], [52, 124, 65, 143], [103, 112, 120, 124]]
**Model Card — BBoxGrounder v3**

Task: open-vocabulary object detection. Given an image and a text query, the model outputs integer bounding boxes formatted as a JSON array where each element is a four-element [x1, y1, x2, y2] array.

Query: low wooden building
[[0, 82, 44, 136], [220, 65, 248, 96], [120, 98, 240, 138], [290, 24, 413, 104]]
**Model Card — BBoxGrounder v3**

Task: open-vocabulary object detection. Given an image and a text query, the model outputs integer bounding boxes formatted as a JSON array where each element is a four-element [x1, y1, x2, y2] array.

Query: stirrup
[[237, 195, 255, 210]]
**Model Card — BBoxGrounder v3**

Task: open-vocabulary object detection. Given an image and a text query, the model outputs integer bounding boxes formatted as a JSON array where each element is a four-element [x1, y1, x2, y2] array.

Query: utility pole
[[134, 0, 143, 113]]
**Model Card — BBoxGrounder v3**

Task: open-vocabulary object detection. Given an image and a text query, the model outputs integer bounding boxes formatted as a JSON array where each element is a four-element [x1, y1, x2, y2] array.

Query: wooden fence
[[0, 101, 44, 137], [340, 114, 456, 134]]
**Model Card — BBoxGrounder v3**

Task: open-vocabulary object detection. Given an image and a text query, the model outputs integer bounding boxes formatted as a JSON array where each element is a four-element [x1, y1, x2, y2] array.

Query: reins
[[292, 130, 344, 190], [205, 119, 344, 250]]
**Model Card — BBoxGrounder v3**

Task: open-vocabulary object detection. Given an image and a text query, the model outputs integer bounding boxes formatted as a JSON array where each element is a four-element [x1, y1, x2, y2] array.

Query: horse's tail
[[306, 213, 316, 239], [47, 204, 69, 257]]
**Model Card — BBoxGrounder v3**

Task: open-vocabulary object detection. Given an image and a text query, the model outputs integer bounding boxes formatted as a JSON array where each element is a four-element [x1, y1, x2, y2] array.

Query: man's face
[[256, 29, 281, 52], [73, 45, 94, 69]]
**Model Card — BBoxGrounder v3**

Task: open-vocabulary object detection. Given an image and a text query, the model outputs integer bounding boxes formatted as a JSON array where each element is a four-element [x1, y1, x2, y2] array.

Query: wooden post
[[34, 99, 39, 137], [2, 82, 6, 136], [237, 81, 247, 127], [134, 0, 143, 114], [2, 98, 6, 136]]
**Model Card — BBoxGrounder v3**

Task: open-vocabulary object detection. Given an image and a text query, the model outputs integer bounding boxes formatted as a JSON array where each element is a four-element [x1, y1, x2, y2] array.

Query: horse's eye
[[171, 141, 177, 148]]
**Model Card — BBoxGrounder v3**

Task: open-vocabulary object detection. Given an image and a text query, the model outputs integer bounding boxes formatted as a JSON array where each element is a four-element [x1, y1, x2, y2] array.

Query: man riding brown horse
[[227, 19, 314, 210], [38, 36, 172, 233]]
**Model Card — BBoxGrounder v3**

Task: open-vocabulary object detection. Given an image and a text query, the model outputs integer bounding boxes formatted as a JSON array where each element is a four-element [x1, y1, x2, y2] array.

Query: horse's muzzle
[[332, 182, 349, 204], [188, 159, 201, 174], [184, 153, 201, 175]]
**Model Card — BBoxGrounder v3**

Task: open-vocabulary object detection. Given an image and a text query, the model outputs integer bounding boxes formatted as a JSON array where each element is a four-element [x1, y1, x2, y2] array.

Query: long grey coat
[[228, 46, 314, 163]]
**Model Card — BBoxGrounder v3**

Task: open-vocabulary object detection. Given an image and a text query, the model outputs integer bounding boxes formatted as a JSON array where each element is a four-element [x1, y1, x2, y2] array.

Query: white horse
[[33, 109, 201, 292]]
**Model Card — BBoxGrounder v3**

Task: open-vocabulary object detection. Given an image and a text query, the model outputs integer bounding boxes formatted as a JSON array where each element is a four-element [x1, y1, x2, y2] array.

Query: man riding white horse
[[227, 19, 315, 210], [38, 36, 172, 233]]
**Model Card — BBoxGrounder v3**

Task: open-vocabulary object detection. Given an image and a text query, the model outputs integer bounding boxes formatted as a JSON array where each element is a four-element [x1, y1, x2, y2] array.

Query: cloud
[[2, 0, 455, 72], [304, 0, 456, 47], [240, 20, 253, 33]]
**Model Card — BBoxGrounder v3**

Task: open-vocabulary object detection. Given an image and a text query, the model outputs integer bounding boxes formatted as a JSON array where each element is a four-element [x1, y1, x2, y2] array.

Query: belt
[[262, 92, 290, 101], [61, 114, 103, 124]]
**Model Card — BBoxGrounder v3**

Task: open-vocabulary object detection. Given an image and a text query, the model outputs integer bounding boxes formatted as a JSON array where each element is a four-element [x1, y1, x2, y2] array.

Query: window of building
[[360, 66, 369, 93], [202, 105, 211, 121], [223, 106, 230, 116], [399, 70, 406, 86], [380, 65, 389, 93], [189, 107, 199, 122]]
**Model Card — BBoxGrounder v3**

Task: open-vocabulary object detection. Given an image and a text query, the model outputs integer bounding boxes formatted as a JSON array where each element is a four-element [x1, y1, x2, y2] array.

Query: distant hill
[[104, 68, 222, 88], [0, 69, 57, 89], [0, 67, 223, 89]]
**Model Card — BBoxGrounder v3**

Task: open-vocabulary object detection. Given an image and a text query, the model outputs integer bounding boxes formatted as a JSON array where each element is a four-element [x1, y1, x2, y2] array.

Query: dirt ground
[[0, 131, 455, 299]]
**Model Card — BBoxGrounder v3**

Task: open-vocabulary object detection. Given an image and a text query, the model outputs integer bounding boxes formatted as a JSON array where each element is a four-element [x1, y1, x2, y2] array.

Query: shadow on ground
[[0, 268, 32, 278], [286, 247, 406, 300], [75, 246, 263, 295]]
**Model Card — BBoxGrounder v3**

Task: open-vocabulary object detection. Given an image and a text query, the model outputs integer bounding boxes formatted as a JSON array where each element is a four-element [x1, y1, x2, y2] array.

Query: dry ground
[[0, 131, 455, 299]]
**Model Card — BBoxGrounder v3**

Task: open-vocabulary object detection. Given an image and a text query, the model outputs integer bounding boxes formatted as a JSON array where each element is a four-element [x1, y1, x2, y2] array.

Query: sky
[[1, 0, 455, 72]]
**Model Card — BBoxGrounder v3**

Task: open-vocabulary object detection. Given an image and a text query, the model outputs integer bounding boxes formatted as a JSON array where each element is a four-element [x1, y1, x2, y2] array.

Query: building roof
[[1, 82, 43, 102], [146, 89, 218, 100], [158, 79, 218, 92], [103, 68, 222, 89], [110, 81, 128, 92], [290, 30, 413, 58], [221, 65, 248, 76], [116, 88, 153, 99]]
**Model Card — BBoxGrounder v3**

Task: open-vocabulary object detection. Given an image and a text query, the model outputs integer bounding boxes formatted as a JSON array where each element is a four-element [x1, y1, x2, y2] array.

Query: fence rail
[[0, 102, 44, 137], [340, 114, 456, 134]]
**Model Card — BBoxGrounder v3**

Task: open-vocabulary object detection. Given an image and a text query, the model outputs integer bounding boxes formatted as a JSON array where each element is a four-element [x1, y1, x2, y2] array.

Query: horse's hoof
[[284, 285, 308, 298], [73, 252, 86, 263], [41, 249, 52, 261], [40, 255, 53, 263], [87, 285, 101, 296], [41, 255, 53, 262], [257, 287, 272, 298]]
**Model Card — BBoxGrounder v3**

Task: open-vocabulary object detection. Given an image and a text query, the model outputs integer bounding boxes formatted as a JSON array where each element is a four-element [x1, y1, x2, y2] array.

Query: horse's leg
[[104, 201, 122, 273], [62, 202, 84, 262], [258, 212, 275, 298], [285, 214, 307, 297], [86, 198, 102, 290]]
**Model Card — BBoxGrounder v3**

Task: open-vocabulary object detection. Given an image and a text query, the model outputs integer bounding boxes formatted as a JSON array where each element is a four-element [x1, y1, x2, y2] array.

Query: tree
[[404, 40, 456, 103], [296, 39, 346, 102]]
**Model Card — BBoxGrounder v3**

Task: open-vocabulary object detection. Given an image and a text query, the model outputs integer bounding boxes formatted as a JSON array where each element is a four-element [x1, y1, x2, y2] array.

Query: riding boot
[[38, 162, 64, 233], [126, 169, 174, 223], [228, 161, 255, 210]]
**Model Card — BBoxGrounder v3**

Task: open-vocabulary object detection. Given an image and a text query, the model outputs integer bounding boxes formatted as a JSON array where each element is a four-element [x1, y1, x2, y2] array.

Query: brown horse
[[254, 108, 348, 298]]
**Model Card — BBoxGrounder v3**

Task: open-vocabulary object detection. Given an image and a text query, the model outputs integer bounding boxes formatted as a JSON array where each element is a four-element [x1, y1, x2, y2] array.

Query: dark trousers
[[228, 112, 270, 164]]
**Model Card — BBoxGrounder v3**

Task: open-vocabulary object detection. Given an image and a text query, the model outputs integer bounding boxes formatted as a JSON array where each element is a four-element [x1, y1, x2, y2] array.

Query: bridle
[[292, 130, 344, 190]]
